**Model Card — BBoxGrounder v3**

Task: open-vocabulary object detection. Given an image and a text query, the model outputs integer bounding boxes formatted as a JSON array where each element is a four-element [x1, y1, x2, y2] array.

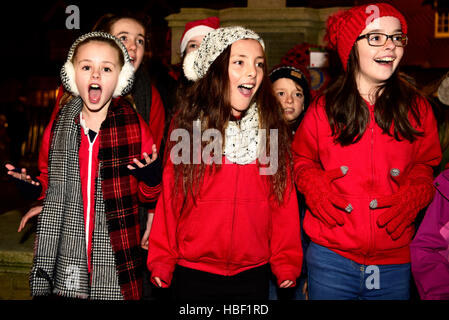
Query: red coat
[[147, 157, 303, 287], [292, 96, 442, 265], [36, 98, 160, 271]]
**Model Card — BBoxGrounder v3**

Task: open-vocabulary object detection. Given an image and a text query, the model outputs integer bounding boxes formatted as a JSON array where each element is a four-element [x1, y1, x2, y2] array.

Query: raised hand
[[5, 163, 40, 186], [127, 144, 158, 171]]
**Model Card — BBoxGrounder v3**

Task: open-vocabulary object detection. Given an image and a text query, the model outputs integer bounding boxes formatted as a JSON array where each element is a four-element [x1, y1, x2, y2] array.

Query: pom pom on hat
[[60, 31, 135, 98], [183, 26, 265, 81], [180, 16, 220, 56], [324, 3, 408, 71]]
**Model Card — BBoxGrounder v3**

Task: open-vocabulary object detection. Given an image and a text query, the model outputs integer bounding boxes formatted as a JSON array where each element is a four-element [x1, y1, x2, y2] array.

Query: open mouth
[[88, 83, 102, 104], [237, 84, 255, 97], [374, 57, 396, 65]]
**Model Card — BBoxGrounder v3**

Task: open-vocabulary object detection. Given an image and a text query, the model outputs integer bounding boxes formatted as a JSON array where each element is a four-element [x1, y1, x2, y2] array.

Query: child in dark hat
[[269, 64, 311, 300], [270, 64, 310, 134]]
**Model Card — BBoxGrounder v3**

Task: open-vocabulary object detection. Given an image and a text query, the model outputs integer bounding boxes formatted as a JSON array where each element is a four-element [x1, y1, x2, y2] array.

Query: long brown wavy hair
[[166, 41, 293, 206], [324, 44, 424, 146]]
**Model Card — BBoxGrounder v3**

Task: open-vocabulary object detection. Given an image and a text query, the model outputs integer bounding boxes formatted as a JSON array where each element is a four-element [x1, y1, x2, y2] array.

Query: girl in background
[[269, 64, 311, 300]]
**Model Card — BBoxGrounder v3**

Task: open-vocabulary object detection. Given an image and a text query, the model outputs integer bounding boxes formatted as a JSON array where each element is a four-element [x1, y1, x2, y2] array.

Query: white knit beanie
[[182, 26, 265, 81], [60, 31, 135, 97]]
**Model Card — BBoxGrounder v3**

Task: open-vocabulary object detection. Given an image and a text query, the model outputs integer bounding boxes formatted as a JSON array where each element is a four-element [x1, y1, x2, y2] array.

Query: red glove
[[296, 166, 352, 228], [370, 168, 436, 240]]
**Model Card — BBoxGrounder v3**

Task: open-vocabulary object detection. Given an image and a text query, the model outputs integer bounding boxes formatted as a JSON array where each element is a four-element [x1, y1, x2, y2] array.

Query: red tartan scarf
[[98, 97, 143, 300], [31, 97, 143, 300]]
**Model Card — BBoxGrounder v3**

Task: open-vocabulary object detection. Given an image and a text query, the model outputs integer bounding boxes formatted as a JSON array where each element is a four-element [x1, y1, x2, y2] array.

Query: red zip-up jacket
[[147, 157, 303, 287], [36, 98, 160, 271], [292, 96, 442, 265]]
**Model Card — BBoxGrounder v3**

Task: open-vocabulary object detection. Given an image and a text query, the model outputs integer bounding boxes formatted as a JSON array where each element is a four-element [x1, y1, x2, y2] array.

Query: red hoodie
[[292, 96, 442, 265], [147, 157, 303, 287]]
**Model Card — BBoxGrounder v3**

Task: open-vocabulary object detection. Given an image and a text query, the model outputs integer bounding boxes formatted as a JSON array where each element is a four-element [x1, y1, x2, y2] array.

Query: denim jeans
[[307, 242, 410, 300]]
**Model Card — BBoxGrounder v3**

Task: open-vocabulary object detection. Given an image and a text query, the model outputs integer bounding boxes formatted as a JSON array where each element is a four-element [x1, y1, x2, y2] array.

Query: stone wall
[[165, 6, 347, 68]]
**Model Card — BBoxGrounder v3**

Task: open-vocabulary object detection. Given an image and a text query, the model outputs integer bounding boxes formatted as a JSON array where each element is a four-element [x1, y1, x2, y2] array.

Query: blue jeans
[[307, 242, 410, 300]]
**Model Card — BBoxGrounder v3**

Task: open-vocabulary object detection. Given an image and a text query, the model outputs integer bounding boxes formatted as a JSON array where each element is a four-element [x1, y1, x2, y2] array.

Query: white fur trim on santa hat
[[182, 50, 200, 81], [180, 25, 215, 56]]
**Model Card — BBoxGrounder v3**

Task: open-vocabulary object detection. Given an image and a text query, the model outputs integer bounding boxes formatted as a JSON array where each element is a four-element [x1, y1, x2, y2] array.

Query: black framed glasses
[[356, 33, 408, 47]]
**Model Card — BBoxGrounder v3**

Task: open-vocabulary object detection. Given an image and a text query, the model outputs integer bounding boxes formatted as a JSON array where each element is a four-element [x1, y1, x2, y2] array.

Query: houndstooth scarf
[[30, 96, 142, 300]]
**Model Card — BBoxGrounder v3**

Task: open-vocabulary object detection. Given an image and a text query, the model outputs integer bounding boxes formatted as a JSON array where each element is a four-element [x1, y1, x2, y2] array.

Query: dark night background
[[0, 0, 448, 302]]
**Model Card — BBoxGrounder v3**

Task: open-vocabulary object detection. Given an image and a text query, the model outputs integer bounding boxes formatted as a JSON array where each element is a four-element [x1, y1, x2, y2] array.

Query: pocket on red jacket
[[178, 200, 232, 262]]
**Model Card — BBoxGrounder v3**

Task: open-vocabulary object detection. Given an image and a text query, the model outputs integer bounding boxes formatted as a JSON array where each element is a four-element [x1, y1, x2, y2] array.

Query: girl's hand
[[141, 212, 154, 250], [5, 164, 40, 186], [127, 144, 158, 170], [18, 205, 43, 232], [302, 279, 309, 300], [279, 280, 294, 288], [153, 276, 163, 288]]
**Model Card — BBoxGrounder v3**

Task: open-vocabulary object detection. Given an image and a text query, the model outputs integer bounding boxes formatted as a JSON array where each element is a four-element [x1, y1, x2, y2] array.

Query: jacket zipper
[[226, 165, 240, 275], [368, 108, 375, 259], [85, 130, 98, 257]]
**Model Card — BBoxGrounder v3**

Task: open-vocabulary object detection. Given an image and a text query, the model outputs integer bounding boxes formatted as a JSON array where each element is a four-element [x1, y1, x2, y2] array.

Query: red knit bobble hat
[[325, 3, 408, 71], [180, 16, 220, 56]]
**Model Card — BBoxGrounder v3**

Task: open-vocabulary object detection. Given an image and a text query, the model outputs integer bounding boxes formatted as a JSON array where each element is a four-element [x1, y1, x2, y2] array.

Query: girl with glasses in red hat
[[292, 3, 442, 300]]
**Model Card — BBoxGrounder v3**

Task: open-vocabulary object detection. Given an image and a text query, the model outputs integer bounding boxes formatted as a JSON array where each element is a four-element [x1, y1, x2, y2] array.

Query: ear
[[60, 61, 79, 96], [182, 50, 199, 81], [113, 61, 135, 97]]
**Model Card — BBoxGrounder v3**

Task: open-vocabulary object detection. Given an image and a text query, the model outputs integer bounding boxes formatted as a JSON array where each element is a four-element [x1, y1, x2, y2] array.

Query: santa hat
[[180, 16, 220, 56], [325, 3, 408, 71], [183, 26, 265, 82], [60, 31, 135, 98]]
